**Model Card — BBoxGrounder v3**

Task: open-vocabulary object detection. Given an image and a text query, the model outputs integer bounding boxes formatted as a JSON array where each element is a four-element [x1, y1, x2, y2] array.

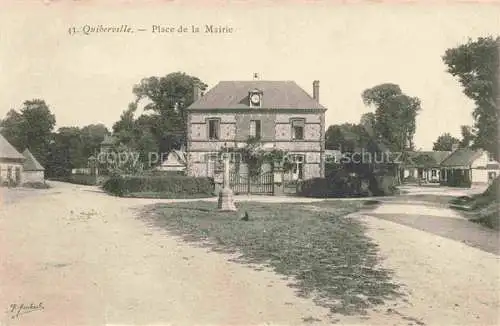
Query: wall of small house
[[471, 169, 488, 184], [471, 152, 489, 168], [0, 162, 24, 184], [23, 170, 45, 183]]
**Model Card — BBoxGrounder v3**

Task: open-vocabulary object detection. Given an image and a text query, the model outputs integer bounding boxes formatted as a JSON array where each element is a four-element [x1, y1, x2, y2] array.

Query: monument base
[[218, 187, 237, 211]]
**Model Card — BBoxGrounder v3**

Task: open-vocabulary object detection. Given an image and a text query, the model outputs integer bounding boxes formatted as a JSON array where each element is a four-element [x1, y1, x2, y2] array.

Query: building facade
[[402, 151, 452, 183], [185, 80, 327, 183], [0, 134, 25, 185], [440, 149, 500, 186], [22, 149, 45, 183]]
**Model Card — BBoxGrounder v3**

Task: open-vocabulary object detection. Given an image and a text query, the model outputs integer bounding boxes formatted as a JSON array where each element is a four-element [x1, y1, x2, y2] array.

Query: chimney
[[313, 80, 320, 102], [193, 83, 202, 102], [451, 143, 459, 151]]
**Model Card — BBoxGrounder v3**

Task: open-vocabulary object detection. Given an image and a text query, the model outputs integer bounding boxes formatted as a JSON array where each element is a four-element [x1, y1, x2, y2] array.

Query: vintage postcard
[[0, 1, 499, 325]]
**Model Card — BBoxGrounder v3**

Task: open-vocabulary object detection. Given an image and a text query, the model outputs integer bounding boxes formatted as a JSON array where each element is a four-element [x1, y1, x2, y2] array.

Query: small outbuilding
[[22, 148, 45, 183], [0, 134, 25, 185], [440, 149, 499, 187]]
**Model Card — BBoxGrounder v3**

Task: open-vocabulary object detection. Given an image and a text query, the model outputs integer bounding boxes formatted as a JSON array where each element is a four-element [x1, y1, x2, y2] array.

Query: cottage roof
[[187, 81, 326, 110], [0, 134, 24, 160], [22, 149, 45, 171], [440, 149, 484, 167], [406, 151, 452, 167]]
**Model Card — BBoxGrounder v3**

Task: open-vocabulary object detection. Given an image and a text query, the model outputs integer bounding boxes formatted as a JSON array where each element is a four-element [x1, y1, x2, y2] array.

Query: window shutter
[[250, 121, 256, 137]]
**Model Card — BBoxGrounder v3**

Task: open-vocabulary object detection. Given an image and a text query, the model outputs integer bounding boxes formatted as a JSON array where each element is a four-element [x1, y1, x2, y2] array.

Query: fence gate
[[230, 171, 274, 195]]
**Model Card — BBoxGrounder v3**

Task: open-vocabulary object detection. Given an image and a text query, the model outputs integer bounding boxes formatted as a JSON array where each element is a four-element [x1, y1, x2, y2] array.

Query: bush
[[102, 174, 215, 198], [68, 174, 98, 185], [22, 181, 50, 189], [297, 170, 398, 198], [370, 175, 398, 196], [297, 173, 371, 198], [449, 177, 500, 230], [142, 170, 185, 176]]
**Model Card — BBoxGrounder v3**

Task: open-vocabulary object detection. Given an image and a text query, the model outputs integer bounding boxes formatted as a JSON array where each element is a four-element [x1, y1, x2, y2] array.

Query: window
[[206, 153, 218, 177], [290, 154, 305, 180], [291, 119, 305, 140], [250, 120, 261, 139], [7, 166, 12, 180], [208, 119, 220, 140], [488, 171, 497, 180], [488, 152, 496, 162], [431, 169, 437, 177]]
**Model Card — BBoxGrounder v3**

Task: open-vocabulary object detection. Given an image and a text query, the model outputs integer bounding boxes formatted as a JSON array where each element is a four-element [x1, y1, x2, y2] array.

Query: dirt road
[[0, 182, 498, 326], [0, 183, 333, 326]]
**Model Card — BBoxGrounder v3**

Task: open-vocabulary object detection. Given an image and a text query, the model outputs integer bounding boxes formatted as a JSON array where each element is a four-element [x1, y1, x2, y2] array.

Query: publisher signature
[[7, 303, 44, 319]]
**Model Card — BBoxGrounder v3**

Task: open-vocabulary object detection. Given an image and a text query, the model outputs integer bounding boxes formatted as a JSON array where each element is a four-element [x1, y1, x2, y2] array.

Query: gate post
[[272, 161, 284, 196]]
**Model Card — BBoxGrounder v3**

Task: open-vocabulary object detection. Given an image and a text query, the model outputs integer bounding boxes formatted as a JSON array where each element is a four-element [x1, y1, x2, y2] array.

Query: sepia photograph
[[0, 1, 499, 325]]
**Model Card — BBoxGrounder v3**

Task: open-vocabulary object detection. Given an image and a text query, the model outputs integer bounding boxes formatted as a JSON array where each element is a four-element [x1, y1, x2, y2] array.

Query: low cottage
[[403, 151, 452, 183], [440, 149, 499, 186], [0, 134, 25, 185], [22, 149, 45, 183]]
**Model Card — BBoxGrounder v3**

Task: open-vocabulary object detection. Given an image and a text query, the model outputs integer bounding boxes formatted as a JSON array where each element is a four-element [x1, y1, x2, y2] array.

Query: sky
[[1, 1, 499, 150]]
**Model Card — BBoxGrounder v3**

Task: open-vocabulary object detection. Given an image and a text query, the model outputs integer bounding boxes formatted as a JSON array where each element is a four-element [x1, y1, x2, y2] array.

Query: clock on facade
[[250, 93, 261, 105]]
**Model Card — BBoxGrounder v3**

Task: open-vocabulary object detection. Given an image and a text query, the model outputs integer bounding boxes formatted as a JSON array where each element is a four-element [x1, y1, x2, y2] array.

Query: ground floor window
[[289, 154, 305, 180], [206, 153, 218, 177], [431, 169, 437, 177]]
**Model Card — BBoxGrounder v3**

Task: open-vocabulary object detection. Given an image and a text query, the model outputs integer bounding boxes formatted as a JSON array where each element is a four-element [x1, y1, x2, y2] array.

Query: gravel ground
[[0, 181, 498, 325]]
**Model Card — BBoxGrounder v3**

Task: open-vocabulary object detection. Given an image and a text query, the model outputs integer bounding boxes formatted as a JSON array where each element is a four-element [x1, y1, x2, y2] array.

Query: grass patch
[[141, 200, 401, 315], [448, 178, 499, 230]]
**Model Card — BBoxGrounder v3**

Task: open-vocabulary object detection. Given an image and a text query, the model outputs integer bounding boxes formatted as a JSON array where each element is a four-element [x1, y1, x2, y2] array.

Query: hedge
[[102, 174, 215, 197], [297, 173, 397, 198], [22, 181, 50, 189]]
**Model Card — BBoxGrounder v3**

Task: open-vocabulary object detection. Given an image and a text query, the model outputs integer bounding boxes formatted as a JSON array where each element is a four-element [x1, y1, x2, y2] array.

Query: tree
[[442, 36, 499, 158], [132, 72, 208, 152], [325, 123, 372, 152], [362, 84, 421, 151], [1, 100, 56, 167], [111, 72, 207, 167], [460, 125, 475, 148], [360, 112, 376, 137], [0, 109, 27, 151], [432, 133, 460, 151], [80, 124, 109, 159]]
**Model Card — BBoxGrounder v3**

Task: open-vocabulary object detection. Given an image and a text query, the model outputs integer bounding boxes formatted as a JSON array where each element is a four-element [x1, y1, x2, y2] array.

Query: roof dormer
[[249, 88, 263, 108]]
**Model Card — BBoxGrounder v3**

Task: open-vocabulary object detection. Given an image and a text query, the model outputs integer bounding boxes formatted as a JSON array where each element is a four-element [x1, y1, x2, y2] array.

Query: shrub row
[[49, 174, 98, 185], [297, 172, 397, 198], [22, 181, 50, 189], [102, 174, 215, 197]]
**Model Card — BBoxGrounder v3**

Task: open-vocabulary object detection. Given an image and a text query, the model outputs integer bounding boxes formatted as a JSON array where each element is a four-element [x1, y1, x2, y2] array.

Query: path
[[350, 196, 500, 326]]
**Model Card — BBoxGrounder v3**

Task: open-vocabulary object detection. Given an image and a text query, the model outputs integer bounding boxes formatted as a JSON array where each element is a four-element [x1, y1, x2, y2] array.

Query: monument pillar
[[218, 153, 237, 211]]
